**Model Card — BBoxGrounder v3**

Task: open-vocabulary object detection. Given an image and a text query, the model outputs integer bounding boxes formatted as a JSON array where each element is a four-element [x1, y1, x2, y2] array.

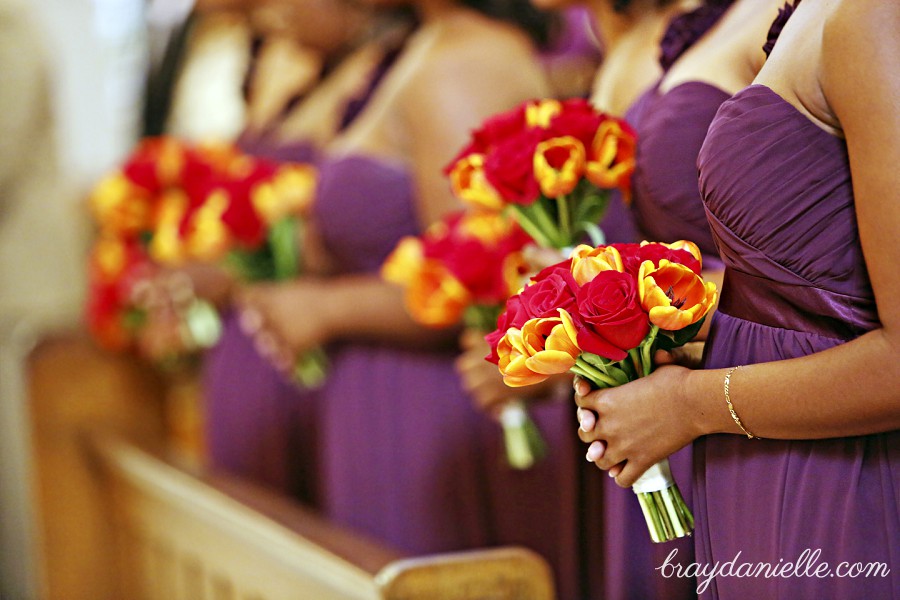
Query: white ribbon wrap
[[631, 457, 675, 494]]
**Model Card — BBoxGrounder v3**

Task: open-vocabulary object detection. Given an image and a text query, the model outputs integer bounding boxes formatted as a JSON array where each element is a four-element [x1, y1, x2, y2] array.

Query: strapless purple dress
[[202, 39, 406, 499], [595, 81, 731, 600], [203, 141, 321, 503], [312, 155, 493, 555], [696, 84, 899, 598]]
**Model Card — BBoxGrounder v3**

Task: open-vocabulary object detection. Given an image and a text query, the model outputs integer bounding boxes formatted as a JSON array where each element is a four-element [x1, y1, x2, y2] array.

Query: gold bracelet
[[723, 366, 758, 439]]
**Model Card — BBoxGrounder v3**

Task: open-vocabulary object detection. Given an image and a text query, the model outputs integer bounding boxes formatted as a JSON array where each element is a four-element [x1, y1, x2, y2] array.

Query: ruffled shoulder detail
[[762, 0, 802, 58], [659, 0, 735, 72]]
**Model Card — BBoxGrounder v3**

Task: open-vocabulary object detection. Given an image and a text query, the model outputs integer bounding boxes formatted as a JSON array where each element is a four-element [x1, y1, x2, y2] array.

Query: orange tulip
[[381, 236, 424, 287], [449, 154, 505, 211], [638, 259, 718, 330], [403, 260, 471, 328], [649, 240, 703, 266], [457, 210, 516, 244], [149, 190, 189, 265], [90, 235, 129, 281], [570, 244, 624, 285], [185, 190, 231, 262], [533, 136, 586, 198], [252, 164, 317, 223], [497, 310, 580, 386], [89, 173, 153, 236], [585, 120, 636, 193]]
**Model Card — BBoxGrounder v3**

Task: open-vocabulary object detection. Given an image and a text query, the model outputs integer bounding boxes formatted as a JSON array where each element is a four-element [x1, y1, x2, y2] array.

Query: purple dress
[[312, 155, 492, 555], [597, 7, 734, 598], [203, 141, 321, 503], [696, 84, 899, 597], [203, 40, 405, 501]]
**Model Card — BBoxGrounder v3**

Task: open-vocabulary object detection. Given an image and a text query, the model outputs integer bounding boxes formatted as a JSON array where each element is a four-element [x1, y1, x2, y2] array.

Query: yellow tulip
[[585, 120, 636, 191], [533, 136, 586, 198], [570, 244, 624, 285], [149, 190, 188, 265], [449, 154, 504, 211], [525, 100, 562, 128], [497, 310, 580, 387], [381, 236, 424, 286], [89, 173, 153, 235], [457, 210, 515, 244], [252, 164, 317, 224], [638, 259, 718, 330], [185, 190, 231, 262], [91, 235, 128, 281], [404, 260, 471, 328], [648, 240, 703, 266]]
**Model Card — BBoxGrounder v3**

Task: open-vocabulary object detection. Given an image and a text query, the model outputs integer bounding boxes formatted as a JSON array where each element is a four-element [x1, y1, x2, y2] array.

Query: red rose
[[220, 183, 266, 247], [443, 104, 529, 174], [485, 294, 529, 364], [519, 260, 578, 319], [574, 270, 650, 360], [472, 103, 528, 148], [546, 99, 605, 148], [483, 129, 543, 205]]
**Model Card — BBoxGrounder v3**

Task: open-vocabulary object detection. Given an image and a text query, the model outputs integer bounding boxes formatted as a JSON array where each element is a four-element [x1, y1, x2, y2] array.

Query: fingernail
[[239, 309, 261, 334], [608, 470, 616, 478], [585, 441, 604, 462], [579, 411, 595, 432]]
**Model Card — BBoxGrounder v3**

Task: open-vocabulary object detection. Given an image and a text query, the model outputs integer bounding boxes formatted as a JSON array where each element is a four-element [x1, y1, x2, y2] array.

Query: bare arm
[[575, 0, 900, 486], [400, 26, 550, 227]]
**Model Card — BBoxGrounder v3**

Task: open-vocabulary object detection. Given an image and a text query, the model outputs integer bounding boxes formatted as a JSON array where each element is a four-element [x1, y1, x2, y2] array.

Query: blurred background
[[2, 1, 148, 597], [0, 1, 603, 598]]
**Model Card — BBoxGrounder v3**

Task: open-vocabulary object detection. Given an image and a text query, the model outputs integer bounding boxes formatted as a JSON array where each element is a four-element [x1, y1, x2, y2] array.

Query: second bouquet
[[485, 240, 718, 542]]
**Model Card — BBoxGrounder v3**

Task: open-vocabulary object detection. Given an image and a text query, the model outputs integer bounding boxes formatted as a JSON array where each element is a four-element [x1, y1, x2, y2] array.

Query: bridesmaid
[[239, 0, 555, 555], [168, 0, 415, 499], [576, 1, 900, 597], [577, 1, 788, 598], [454, 1, 684, 597]]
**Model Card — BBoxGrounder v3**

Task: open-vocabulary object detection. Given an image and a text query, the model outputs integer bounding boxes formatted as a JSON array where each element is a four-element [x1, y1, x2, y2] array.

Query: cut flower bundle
[[85, 136, 327, 387], [445, 97, 636, 250], [486, 240, 718, 542], [381, 210, 547, 468]]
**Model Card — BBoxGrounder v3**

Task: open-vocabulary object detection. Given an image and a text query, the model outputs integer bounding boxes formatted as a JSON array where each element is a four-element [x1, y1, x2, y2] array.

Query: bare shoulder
[[823, 0, 900, 67], [821, 0, 900, 119], [399, 13, 549, 108]]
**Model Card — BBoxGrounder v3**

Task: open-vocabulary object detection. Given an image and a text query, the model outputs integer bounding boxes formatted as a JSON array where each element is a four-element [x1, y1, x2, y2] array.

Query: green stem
[[556, 195, 571, 245], [640, 325, 659, 378], [508, 205, 555, 248], [532, 200, 566, 248], [270, 217, 299, 281], [574, 357, 621, 388]]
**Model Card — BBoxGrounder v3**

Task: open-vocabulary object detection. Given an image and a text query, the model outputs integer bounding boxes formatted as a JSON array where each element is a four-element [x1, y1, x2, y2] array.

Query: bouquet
[[85, 136, 328, 387], [445, 98, 635, 250], [381, 210, 549, 469], [485, 240, 718, 542]]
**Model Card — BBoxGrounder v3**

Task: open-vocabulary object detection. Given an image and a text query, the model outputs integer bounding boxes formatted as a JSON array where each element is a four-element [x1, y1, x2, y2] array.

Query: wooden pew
[[89, 431, 558, 600]]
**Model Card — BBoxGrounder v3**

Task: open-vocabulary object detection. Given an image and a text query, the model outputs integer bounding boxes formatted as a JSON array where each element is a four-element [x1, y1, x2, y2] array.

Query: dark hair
[[459, 0, 560, 49]]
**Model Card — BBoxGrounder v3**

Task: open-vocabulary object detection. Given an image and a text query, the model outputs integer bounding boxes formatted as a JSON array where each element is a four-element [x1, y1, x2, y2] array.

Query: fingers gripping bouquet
[[486, 240, 718, 542], [381, 210, 549, 469], [445, 98, 635, 250], [85, 136, 327, 387]]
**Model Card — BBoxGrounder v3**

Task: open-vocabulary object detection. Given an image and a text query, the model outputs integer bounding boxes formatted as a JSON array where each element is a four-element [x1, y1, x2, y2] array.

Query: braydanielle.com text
[[656, 548, 891, 594]]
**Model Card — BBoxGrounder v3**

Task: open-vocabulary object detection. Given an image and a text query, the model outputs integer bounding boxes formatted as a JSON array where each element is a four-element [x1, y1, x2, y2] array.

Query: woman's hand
[[455, 328, 567, 418], [653, 341, 706, 369], [235, 279, 331, 372], [573, 366, 702, 487]]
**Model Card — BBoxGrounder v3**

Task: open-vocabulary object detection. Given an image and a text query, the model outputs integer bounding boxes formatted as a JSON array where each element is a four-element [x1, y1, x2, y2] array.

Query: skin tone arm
[[575, 0, 900, 488]]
